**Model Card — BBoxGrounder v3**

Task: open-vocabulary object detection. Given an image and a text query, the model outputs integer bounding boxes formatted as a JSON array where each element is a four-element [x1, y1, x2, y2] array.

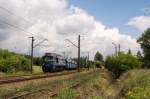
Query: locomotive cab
[[42, 56, 55, 72], [42, 53, 66, 72]]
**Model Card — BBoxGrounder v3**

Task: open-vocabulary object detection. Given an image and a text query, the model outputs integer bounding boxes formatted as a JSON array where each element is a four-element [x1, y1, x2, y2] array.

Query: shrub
[[105, 52, 142, 78], [94, 61, 102, 68], [0, 48, 30, 73], [33, 57, 43, 66]]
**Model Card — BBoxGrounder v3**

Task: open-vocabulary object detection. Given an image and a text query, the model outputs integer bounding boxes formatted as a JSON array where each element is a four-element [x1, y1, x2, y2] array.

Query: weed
[[56, 89, 76, 99], [120, 70, 150, 99]]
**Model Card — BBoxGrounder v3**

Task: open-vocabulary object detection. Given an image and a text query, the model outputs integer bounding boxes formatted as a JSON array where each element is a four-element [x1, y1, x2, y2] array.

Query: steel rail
[[0, 71, 76, 85]]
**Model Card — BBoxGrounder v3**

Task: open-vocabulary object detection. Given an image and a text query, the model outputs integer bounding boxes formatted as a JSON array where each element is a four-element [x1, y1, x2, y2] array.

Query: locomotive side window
[[56, 57, 59, 63]]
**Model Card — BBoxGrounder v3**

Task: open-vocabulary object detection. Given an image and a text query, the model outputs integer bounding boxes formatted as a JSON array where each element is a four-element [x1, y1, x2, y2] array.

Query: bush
[[94, 61, 102, 68], [0, 48, 30, 73], [33, 57, 43, 66], [105, 52, 142, 78]]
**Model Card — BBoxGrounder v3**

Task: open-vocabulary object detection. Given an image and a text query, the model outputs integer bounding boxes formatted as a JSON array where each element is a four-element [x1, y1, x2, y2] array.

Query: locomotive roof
[[44, 53, 63, 58]]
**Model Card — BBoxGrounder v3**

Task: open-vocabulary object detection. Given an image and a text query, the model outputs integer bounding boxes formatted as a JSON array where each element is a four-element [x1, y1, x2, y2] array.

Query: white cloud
[[0, 0, 140, 59], [128, 16, 150, 31]]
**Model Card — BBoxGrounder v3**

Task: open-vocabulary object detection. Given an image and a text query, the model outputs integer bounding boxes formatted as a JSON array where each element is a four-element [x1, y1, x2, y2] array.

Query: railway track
[[0, 70, 76, 85], [5, 70, 91, 99], [7, 88, 57, 99], [6, 79, 84, 99]]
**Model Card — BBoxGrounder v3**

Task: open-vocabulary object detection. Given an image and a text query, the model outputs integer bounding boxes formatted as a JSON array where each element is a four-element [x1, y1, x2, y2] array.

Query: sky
[[69, 0, 150, 37], [0, 0, 150, 59]]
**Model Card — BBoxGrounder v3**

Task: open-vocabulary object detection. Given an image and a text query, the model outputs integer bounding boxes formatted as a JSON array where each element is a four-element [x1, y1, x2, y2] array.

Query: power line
[[0, 18, 46, 39], [65, 39, 78, 48], [0, 19, 29, 35], [0, 6, 33, 26], [0, 6, 47, 40], [65, 35, 80, 72], [0, 5, 71, 55], [34, 39, 48, 48]]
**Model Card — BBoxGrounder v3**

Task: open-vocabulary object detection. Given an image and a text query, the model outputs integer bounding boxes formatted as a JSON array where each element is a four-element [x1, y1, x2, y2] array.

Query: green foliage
[[128, 49, 132, 54], [87, 60, 95, 68], [72, 57, 88, 68], [80, 57, 87, 68], [33, 57, 43, 66], [137, 28, 150, 68], [94, 61, 102, 68], [136, 50, 143, 60], [0, 48, 30, 73], [94, 51, 103, 62], [105, 52, 141, 78], [94, 51, 104, 68], [121, 70, 150, 99]]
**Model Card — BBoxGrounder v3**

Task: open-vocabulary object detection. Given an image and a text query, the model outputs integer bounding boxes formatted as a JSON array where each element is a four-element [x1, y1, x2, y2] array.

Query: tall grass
[[119, 69, 150, 99]]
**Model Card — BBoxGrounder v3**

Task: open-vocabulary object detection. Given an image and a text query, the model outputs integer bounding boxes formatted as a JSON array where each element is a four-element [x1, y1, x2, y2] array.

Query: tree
[[137, 28, 150, 68], [128, 49, 132, 54], [94, 51, 103, 62], [137, 50, 143, 60], [72, 57, 87, 68], [34, 57, 43, 66], [94, 61, 102, 68]]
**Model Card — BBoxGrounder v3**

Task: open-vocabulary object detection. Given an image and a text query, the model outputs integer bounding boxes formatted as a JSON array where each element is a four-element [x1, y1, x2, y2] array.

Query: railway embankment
[[99, 69, 150, 99], [0, 69, 149, 99]]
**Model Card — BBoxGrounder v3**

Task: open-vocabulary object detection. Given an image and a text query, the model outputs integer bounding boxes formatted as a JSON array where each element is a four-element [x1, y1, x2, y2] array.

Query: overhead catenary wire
[[0, 5, 33, 26], [0, 6, 74, 50], [0, 5, 82, 56], [0, 5, 47, 40], [0, 18, 46, 40], [0, 19, 30, 36]]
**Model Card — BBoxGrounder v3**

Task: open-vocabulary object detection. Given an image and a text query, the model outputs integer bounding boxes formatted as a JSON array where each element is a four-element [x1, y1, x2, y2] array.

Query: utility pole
[[115, 46, 117, 55], [78, 35, 80, 72], [118, 44, 120, 53], [87, 52, 89, 71], [28, 37, 47, 74], [112, 42, 117, 56], [65, 35, 80, 72], [29, 36, 34, 73]]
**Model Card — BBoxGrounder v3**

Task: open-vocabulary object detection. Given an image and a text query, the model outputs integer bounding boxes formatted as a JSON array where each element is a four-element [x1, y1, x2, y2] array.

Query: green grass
[[79, 71, 109, 98], [55, 69, 111, 99], [0, 66, 43, 78], [32, 66, 43, 74], [0, 70, 99, 98], [0, 69, 111, 99], [56, 89, 76, 99], [0, 83, 35, 98], [120, 69, 150, 99], [1, 69, 149, 99]]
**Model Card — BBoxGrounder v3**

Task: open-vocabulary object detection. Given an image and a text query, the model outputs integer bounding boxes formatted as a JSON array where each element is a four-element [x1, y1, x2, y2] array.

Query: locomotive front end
[[42, 53, 55, 72]]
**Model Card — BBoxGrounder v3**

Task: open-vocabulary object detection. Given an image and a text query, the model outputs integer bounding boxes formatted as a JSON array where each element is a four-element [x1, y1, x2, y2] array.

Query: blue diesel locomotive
[[42, 53, 77, 72]]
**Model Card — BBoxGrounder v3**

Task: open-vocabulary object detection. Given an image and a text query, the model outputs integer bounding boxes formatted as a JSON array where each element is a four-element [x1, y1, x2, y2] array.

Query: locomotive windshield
[[44, 56, 53, 61]]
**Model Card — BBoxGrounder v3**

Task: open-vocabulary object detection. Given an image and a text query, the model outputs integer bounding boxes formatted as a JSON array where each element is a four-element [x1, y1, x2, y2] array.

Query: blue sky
[[69, 0, 150, 37]]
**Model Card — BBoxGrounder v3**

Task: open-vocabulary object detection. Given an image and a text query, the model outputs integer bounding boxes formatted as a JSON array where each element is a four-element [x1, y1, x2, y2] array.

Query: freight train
[[42, 53, 77, 72]]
